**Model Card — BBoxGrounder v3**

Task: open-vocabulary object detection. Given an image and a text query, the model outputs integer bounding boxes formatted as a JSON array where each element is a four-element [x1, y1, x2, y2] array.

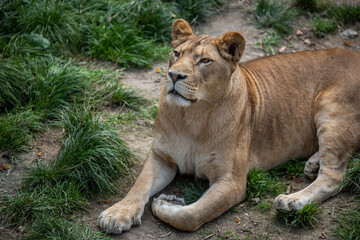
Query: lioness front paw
[[274, 194, 310, 211], [152, 194, 185, 216], [151, 194, 185, 224], [98, 201, 144, 234], [152, 194, 200, 231]]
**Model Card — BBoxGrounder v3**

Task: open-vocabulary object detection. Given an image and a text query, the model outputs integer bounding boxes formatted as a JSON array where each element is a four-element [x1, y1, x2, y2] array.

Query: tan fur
[[99, 19, 360, 233]]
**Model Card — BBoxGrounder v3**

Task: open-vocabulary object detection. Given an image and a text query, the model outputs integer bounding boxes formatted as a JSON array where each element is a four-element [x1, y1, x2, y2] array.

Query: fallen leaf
[[278, 46, 286, 53], [286, 184, 291, 194], [296, 29, 303, 36], [238, 202, 247, 208], [18, 225, 26, 233], [286, 35, 292, 41], [102, 199, 112, 203], [156, 68, 162, 73], [203, 233, 215, 240], [304, 38, 311, 44], [290, 184, 297, 190], [344, 41, 353, 46], [147, 234, 155, 239], [159, 232, 171, 238], [304, 39, 316, 46], [1, 164, 10, 171], [234, 216, 241, 224], [291, 176, 303, 182], [319, 232, 327, 239], [38, 151, 42, 157]]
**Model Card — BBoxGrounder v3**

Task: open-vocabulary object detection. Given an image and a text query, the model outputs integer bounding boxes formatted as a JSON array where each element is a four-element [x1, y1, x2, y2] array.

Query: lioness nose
[[169, 72, 187, 83]]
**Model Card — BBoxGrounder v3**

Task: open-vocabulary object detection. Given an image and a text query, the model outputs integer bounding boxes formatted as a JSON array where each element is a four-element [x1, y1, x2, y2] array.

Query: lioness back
[[241, 49, 360, 170]]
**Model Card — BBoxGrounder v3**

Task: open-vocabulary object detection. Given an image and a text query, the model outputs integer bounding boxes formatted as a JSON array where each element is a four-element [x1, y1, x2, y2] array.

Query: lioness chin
[[98, 19, 360, 233]]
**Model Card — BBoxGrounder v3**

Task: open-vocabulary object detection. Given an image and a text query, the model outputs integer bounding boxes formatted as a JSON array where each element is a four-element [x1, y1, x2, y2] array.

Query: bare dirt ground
[[1, 0, 359, 239]]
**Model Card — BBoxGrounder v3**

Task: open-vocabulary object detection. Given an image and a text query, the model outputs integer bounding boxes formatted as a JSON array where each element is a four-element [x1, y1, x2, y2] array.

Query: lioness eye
[[200, 58, 211, 64], [174, 51, 180, 58]]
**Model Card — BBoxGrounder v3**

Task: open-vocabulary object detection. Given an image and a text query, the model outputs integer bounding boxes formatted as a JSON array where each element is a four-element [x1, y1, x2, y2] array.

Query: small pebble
[[341, 29, 358, 39]]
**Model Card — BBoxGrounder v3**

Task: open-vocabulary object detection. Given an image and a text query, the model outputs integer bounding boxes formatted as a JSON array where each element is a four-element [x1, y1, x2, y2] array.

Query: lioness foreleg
[[152, 177, 245, 231], [98, 153, 177, 234]]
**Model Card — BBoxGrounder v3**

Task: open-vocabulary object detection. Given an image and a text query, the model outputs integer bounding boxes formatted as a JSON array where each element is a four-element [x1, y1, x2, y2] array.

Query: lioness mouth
[[169, 89, 197, 103]]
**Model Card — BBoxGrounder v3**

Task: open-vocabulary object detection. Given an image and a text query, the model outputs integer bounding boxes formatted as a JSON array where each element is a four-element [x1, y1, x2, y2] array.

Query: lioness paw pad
[[274, 194, 310, 211], [98, 204, 143, 234]]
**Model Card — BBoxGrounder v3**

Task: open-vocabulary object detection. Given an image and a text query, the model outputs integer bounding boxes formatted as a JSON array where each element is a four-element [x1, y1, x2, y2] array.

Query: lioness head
[[166, 19, 246, 107]]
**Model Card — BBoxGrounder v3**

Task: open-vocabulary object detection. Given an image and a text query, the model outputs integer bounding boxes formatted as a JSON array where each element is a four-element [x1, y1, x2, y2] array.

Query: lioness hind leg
[[275, 98, 360, 211]]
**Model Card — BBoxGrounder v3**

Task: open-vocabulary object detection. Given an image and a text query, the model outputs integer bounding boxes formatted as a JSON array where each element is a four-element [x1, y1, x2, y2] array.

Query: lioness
[[99, 19, 360, 233]]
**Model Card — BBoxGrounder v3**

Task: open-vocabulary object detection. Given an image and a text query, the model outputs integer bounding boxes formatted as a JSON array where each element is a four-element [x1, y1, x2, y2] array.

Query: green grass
[[257, 200, 273, 212], [85, 20, 171, 68], [175, 0, 228, 25], [343, 155, 360, 194], [312, 17, 338, 35], [256, 32, 281, 55], [110, 85, 145, 110], [277, 202, 321, 228], [174, 177, 209, 204], [336, 155, 360, 239], [0, 57, 88, 115], [246, 168, 284, 200], [0, 55, 144, 153], [115, 103, 158, 126], [254, 0, 297, 35], [296, 0, 319, 12], [27, 216, 111, 240], [25, 107, 133, 197], [182, 180, 209, 204], [327, 3, 360, 25], [270, 158, 306, 178], [337, 202, 360, 240], [0, 182, 86, 228], [0, 0, 80, 53], [297, 0, 360, 36], [1, 0, 225, 68], [0, 107, 133, 238]]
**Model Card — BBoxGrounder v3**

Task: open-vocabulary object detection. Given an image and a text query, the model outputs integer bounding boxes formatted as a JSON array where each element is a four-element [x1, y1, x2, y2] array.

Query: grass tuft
[[256, 32, 281, 55], [0, 182, 86, 228], [254, 0, 297, 35], [343, 155, 360, 194], [175, 0, 228, 25], [336, 155, 360, 239], [175, 177, 209, 204], [111, 86, 145, 110], [327, 3, 360, 25], [277, 202, 321, 228], [0, 107, 134, 237], [296, 0, 319, 12], [336, 202, 360, 240], [246, 168, 284, 200], [27, 216, 111, 240], [0, 57, 88, 116], [270, 158, 306, 178], [312, 17, 338, 35], [0, 109, 44, 153], [24, 107, 133, 197]]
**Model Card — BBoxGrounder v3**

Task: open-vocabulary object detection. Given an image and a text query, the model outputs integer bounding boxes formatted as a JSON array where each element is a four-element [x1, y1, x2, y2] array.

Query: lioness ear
[[171, 19, 193, 48], [216, 32, 246, 63]]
